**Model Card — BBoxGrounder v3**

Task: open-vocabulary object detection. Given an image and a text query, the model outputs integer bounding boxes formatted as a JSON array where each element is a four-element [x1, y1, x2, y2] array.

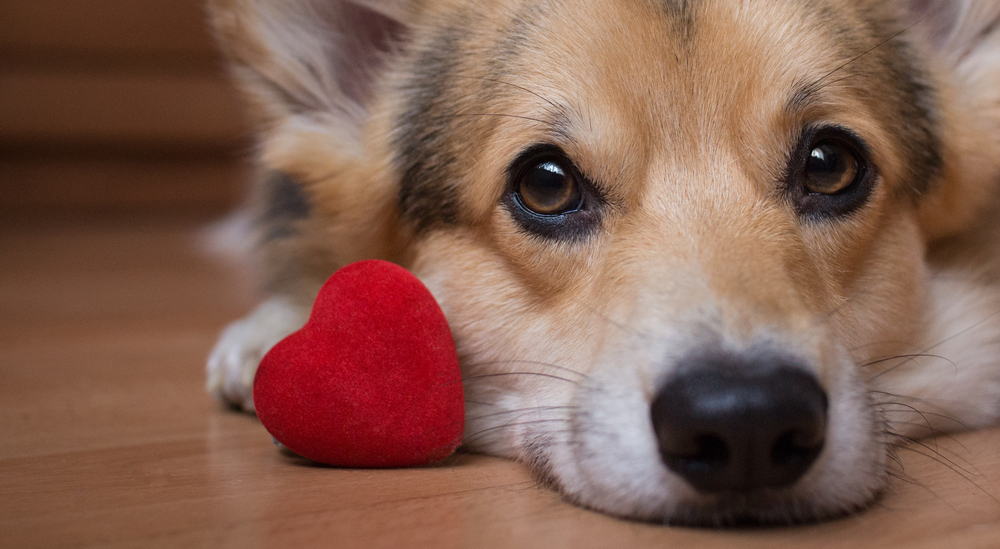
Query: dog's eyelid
[[505, 144, 604, 196]]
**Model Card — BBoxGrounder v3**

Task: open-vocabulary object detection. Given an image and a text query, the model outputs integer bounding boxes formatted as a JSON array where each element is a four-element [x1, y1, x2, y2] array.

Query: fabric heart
[[253, 260, 464, 467]]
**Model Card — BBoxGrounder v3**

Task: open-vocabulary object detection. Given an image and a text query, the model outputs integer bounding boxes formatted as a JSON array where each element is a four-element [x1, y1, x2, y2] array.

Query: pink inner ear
[[903, 0, 962, 47], [336, 2, 410, 109]]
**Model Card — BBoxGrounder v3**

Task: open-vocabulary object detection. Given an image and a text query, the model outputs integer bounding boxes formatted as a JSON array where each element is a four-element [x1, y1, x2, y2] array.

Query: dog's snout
[[650, 360, 828, 494]]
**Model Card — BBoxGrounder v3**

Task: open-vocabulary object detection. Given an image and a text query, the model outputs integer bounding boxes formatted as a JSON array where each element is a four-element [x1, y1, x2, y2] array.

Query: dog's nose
[[650, 360, 827, 493]]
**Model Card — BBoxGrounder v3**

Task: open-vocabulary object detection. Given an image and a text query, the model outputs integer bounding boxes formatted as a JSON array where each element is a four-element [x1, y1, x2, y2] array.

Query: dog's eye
[[504, 146, 602, 240], [789, 128, 875, 219], [804, 140, 860, 195], [516, 158, 582, 215]]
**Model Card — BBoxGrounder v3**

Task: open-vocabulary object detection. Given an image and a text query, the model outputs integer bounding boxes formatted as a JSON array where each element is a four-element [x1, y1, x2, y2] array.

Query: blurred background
[[0, 0, 250, 224]]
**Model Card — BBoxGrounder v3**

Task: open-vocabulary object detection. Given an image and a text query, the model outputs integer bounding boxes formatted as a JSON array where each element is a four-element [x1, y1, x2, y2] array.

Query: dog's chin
[[550, 458, 884, 526], [466, 351, 889, 526], [591, 492, 873, 527]]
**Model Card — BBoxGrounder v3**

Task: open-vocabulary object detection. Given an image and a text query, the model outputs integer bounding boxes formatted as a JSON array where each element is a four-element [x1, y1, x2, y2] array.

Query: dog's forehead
[[395, 0, 939, 230], [492, 0, 886, 130]]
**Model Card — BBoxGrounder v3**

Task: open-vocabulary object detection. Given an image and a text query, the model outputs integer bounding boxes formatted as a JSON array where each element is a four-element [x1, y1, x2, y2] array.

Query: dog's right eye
[[504, 146, 602, 240], [516, 157, 582, 215]]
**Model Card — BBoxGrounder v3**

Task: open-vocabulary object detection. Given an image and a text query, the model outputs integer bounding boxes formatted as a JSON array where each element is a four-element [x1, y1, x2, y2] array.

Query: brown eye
[[789, 127, 875, 219], [517, 158, 582, 215], [804, 140, 861, 194]]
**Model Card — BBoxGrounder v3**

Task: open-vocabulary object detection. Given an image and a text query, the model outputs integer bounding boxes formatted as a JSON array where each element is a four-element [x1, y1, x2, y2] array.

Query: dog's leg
[[207, 296, 310, 412]]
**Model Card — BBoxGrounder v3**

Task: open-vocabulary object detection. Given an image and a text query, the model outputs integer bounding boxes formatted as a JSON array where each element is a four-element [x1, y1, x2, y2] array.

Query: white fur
[[206, 296, 308, 412], [872, 268, 1000, 436]]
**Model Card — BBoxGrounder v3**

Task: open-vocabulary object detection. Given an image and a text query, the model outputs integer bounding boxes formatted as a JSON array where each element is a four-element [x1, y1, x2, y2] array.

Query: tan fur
[[206, 0, 1000, 524]]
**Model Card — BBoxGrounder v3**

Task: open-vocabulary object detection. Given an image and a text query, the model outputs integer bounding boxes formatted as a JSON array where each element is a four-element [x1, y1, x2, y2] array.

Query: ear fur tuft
[[208, 0, 413, 131], [904, 0, 1000, 239]]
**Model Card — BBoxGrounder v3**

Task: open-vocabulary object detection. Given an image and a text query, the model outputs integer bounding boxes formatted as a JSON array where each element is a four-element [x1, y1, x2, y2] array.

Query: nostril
[[693, 435, 729, 470], [662, 434, 730, 477], [770, 428, 824, 470], [650, 358, 828, 494]]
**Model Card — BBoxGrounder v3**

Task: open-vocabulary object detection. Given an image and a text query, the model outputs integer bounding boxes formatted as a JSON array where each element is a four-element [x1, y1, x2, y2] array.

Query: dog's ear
[[901, 0, 1000, 239], [208, 0, 413, 133], [208, 0, 419, 294]]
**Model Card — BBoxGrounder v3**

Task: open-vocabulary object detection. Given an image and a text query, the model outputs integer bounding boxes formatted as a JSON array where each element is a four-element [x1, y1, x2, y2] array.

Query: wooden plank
[[0, 0, 217, 58], [0, 156, 250, 217], [0, 70, 250, 147]]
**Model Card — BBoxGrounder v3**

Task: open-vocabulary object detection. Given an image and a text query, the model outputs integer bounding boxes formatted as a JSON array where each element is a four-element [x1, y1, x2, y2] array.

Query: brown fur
[[206, 0, 1000, 524]]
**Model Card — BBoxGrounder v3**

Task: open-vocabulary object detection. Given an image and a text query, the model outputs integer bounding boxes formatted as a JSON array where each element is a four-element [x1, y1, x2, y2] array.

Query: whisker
[[885, 469, 928, 488], [885, 446, 905, 471], [464, 405, 579, 425], [895, 445, 997, 505], [819, 72, 865, 89], [874, 399, 948, 435], [426, 112, 559, 128], [887, 433, 978, 478], [871, 392, 970, 430], [459, 371, 581, 385], [880, 419, 958, 439], [879, 419, 972, 461], [849, 339, 920, 353], [921, 309, 1000, 354], [445, 74, 565, 114], [866, 353, 957, 381], [814, 23, 920, 88], [865, 353, 955, 368], [462, 359, 590, 380], [462, 419, 573, 445], [864, 309, 1000, 388]]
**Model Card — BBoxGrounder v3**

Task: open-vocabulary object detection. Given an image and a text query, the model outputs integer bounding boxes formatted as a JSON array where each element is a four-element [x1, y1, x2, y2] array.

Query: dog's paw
[[206, 296, 308, 412]]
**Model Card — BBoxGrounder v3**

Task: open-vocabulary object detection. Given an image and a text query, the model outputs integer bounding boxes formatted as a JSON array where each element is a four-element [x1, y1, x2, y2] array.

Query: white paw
[[206, 296, 309, 412]]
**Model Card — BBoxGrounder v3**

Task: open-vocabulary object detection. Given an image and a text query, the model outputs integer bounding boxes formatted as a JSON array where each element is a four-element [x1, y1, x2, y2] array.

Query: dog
[[205, 0, 1000, 525]]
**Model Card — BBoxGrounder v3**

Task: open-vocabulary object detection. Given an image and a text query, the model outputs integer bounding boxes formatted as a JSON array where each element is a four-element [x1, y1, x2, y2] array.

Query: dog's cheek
[[800, 205, 929, 365], [795, 350, 889, 516], [408, 230, 608, 456]]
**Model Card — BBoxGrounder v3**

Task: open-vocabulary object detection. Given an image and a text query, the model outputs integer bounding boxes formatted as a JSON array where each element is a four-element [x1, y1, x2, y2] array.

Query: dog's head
[[211, 0, 1000, 524]]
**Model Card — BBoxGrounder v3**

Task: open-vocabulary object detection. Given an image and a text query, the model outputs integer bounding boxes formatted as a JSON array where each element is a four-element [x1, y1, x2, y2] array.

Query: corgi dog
[[205, 0, 1000, 525]]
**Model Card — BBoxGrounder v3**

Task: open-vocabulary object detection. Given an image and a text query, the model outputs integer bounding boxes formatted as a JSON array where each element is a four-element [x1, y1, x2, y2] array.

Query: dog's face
[[211, 0, 1000, 524]]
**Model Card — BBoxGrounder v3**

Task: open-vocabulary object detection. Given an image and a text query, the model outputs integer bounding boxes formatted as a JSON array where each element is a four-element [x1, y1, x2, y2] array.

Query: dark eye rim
[[503, 144, 604, 240], [786, 126, 877, 220]]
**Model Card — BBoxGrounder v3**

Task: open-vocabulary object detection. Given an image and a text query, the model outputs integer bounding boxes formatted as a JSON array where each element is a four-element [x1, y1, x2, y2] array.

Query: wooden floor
[[1, 220, 999, 549]]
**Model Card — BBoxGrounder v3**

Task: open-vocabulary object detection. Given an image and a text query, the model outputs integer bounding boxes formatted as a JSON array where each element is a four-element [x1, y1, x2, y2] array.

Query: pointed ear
[[902, 0, 1000, 239], [208, 0, 414, 132]]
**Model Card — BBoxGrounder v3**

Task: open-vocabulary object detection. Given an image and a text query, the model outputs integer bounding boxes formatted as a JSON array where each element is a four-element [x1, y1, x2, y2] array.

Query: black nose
[[650, 359, 827, 493]]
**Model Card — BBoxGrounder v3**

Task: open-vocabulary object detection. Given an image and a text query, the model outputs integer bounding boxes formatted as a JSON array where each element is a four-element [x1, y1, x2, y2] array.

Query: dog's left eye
[[804, 140, 861, 195], [789, 128, 875, 219], [516, 158, 582, 215], [504, 146, 602, 240]]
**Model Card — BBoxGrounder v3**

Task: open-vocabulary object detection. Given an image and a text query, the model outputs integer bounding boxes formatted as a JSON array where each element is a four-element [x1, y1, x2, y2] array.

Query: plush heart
[[253, 260, 464, 467]]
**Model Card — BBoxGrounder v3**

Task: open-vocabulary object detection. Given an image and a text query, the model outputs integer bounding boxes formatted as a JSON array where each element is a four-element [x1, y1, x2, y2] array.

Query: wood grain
[[0, 0, 217, 61], [0, 155, 250, 219], [0, 71, 247, 147], [0, 222, 998, 548], [0, 0, 248, 219]]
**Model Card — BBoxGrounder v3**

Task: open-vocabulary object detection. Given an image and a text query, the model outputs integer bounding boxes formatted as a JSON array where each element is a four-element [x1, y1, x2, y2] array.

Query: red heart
[[253, 260, 464, 467]]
